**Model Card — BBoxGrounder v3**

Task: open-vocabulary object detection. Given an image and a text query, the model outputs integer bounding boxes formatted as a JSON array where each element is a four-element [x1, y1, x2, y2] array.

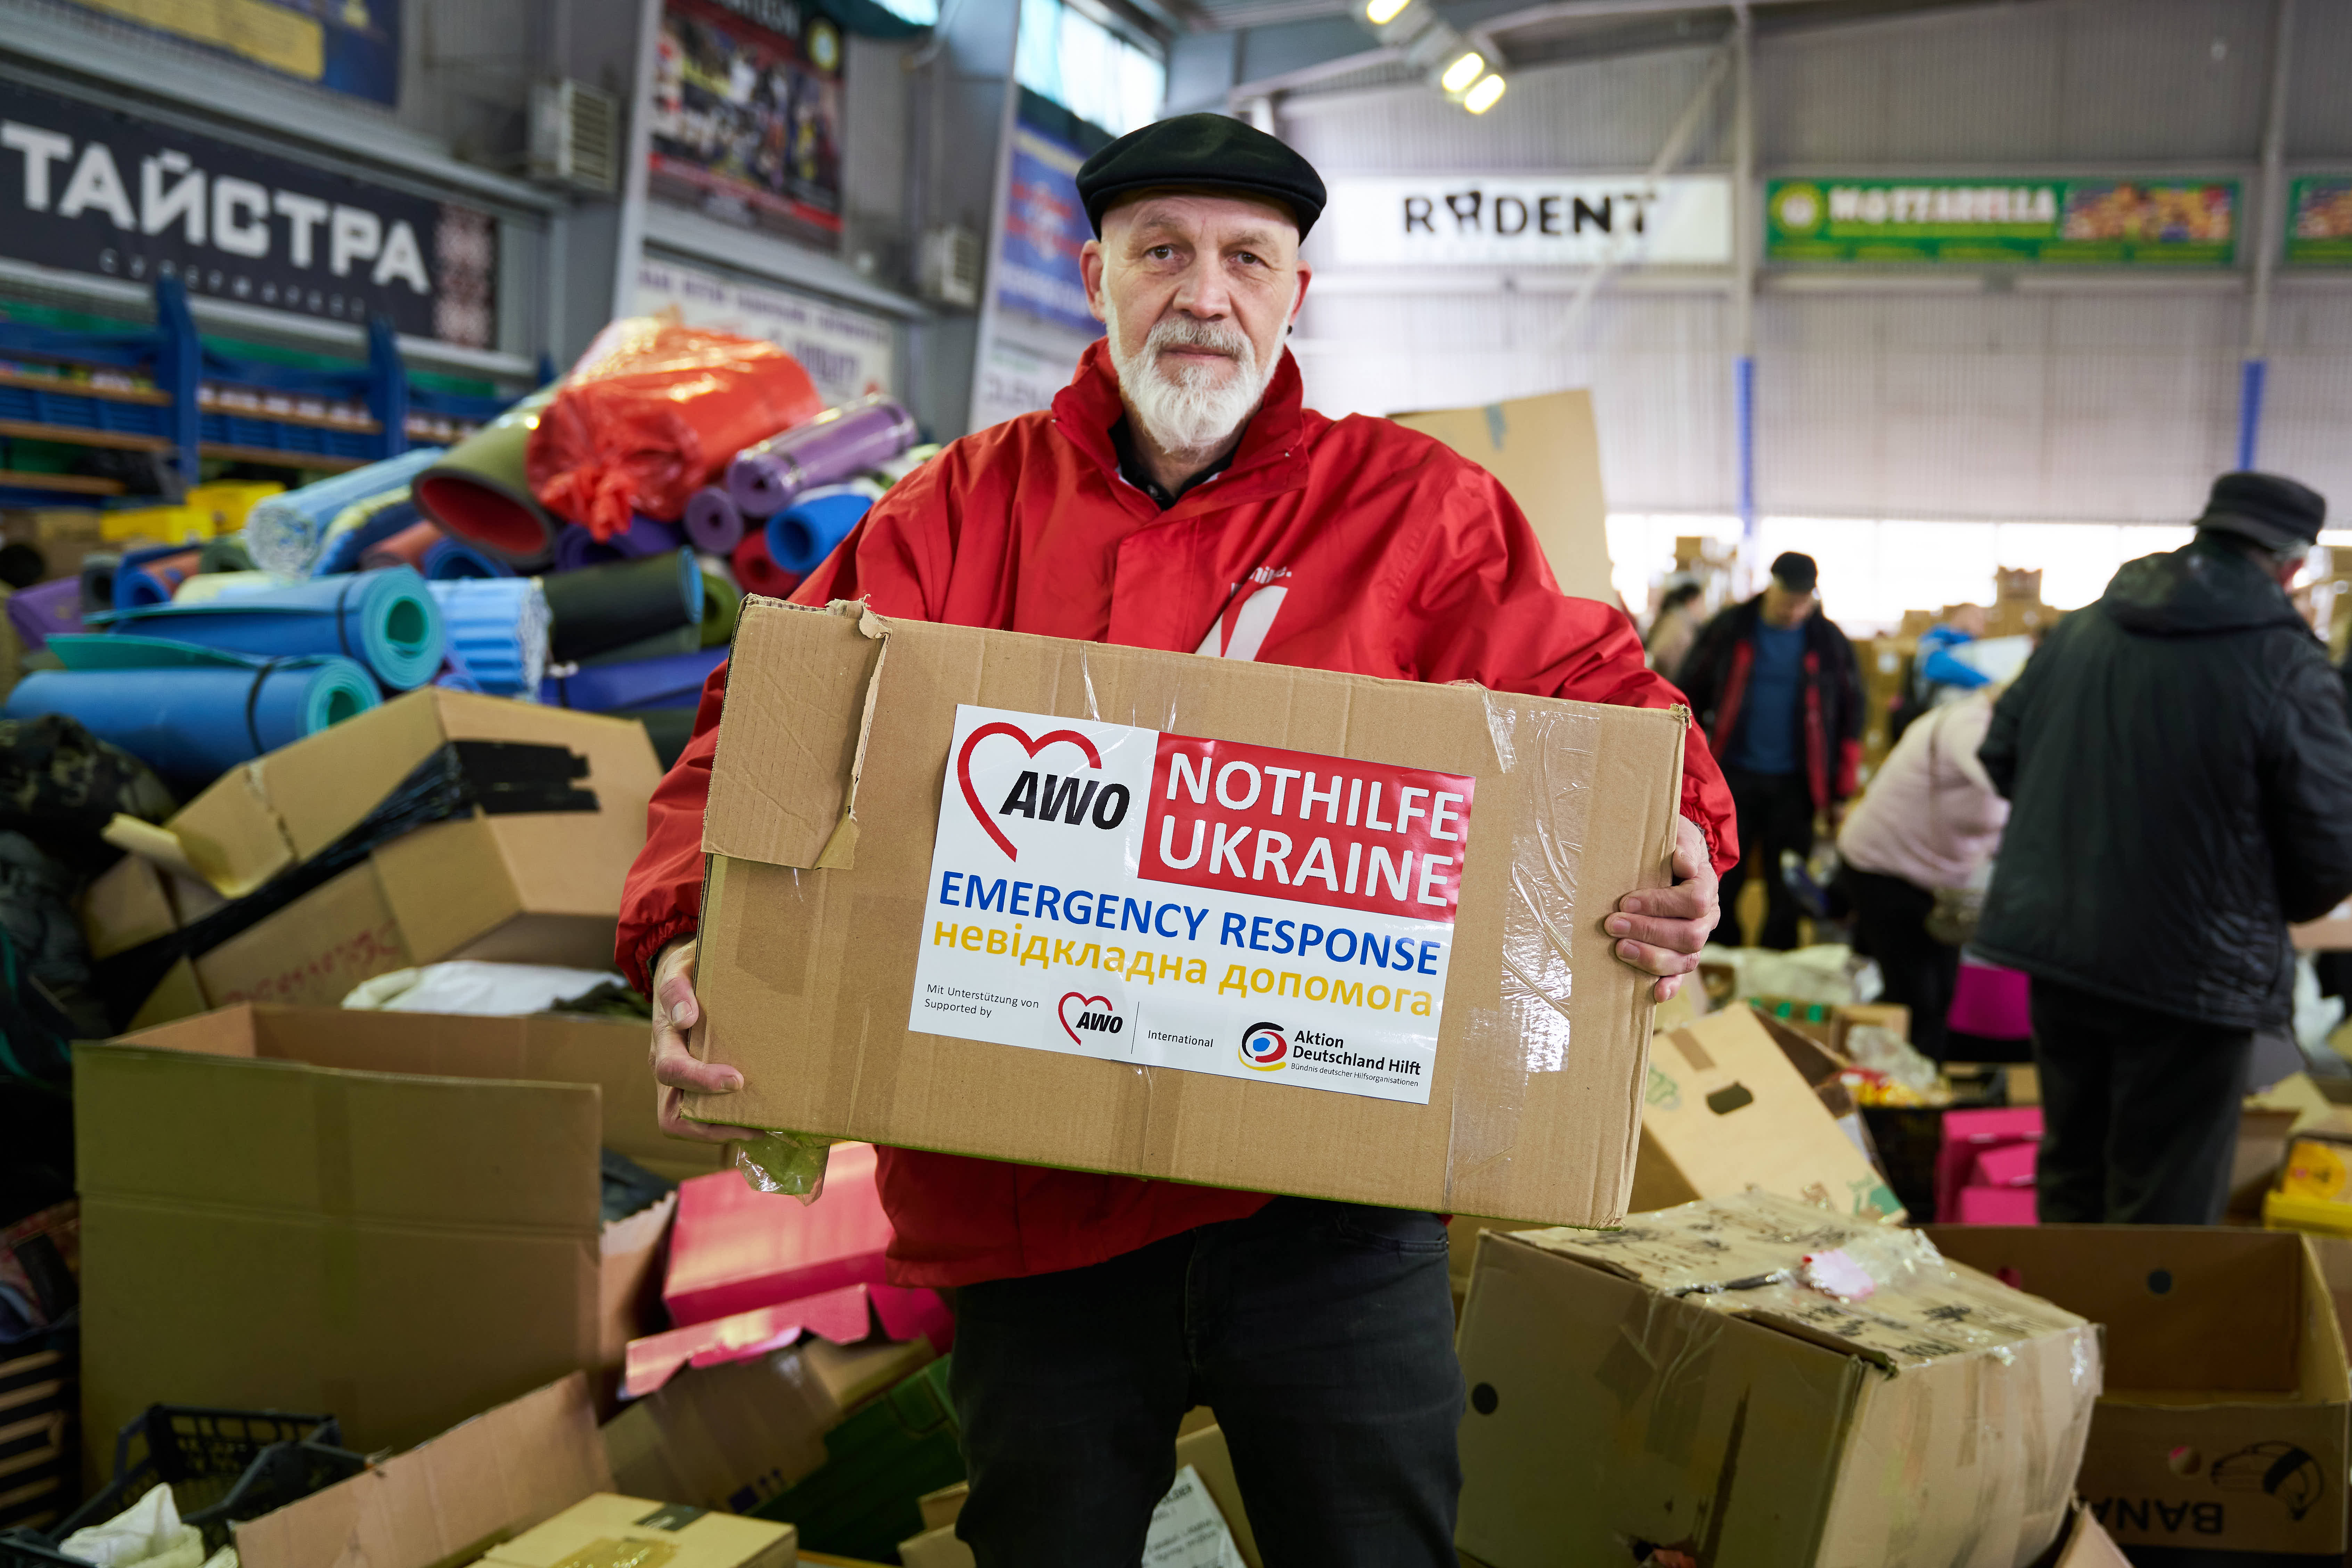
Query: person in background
[[1644, 580, 1705, 677], [1914, 602, 1992, 705], [1978, 472, 2352, 1225], [620, 115, 1736, 1565], [1836, 686, 2008, 1061], [1677, 551, 1864, 949]]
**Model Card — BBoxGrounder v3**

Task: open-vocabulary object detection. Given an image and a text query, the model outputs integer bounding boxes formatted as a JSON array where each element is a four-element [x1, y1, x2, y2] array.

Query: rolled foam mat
[[79, 554, 120, 616], [683, 486, 745, 554], [114, 547, 204, 609], [197, 537, 254, 574], [6, 646, 379, 786], [96, 565, 446, 691], [427, 577, 549, 697], [700, 569, 741, 647], [171, 571, 280, 606], [540, 645, 727, 712], [7, 577, 82, 653], [765, 486, 874, 577], [725, 394, 918, 517], [729, 530, 799, 599], [360, 520, 447, 572], [553, 515, 685, 572], [315, 493, 424, 577], [424, 537, 515, 580], [539, 548, 704, 665], [413, 386, 563, 568], [242, 448, 446, 577], [577, 623, 701, 668]]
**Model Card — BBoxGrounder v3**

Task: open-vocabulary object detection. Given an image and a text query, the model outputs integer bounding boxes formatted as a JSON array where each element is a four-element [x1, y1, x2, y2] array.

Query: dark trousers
[[1718, 767, 1815, 950], [2030, 977, 2255, 1225], [950, 1198, 1463, 1567], [1844, 867, 1961, 1062]]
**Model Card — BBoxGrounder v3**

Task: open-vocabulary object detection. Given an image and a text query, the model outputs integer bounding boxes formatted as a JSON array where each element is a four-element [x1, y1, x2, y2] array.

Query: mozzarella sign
[[910, 705, 1475, 1103]]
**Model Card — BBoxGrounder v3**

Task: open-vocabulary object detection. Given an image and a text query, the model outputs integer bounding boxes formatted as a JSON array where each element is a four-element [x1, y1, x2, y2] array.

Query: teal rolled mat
[[7, 636, 378, 787], [91, 565, 445, 691]]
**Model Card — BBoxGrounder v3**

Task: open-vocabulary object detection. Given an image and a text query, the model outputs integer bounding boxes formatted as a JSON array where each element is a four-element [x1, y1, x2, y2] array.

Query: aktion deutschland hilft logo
[[1238, 1021, 1290, 1072]]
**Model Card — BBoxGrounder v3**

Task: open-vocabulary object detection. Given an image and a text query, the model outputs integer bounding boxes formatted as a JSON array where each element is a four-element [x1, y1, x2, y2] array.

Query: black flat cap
[[1770, 552, 1819, 594], [1076, 113, 1327, 239], [2197, 471, 2327, 550]]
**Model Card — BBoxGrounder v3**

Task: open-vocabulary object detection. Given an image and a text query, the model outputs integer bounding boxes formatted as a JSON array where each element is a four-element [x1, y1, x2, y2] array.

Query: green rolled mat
[[198, 537, 254, 574], [578, 622, 701, 668], [700, 569, 741, 647], [413, 386, 563, 567], [539, 548, 705, 665]]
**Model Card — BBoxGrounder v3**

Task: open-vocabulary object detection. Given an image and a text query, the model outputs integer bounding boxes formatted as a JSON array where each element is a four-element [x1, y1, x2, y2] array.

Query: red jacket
[[618, 338, 1737, 1288]]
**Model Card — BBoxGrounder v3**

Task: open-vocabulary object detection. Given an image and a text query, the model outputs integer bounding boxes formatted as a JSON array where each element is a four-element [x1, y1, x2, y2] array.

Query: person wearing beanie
[[617, 113, 1738, 1563], [1977, 471, 2352, 1225], [1675, 550, 1865, 948]]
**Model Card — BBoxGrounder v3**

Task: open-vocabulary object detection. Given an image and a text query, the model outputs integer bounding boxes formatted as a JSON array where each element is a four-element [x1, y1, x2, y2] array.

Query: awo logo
[[1239, 1021, 1290, 1072], [1060, 991, 1126, 1044], [958, 720, 1133, 860]]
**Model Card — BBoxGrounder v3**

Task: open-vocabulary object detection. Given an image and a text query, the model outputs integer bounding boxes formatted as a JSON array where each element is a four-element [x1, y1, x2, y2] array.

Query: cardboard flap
[[235, 1373, 613, 1568], [705, 602, 887, 869]]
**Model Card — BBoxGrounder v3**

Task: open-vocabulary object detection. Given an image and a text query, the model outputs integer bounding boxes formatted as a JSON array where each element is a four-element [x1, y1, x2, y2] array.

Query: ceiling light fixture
[[1364, 0, 1412, 25], [1463, 73, 1507, 113], [1440, 51, 1486, 93]]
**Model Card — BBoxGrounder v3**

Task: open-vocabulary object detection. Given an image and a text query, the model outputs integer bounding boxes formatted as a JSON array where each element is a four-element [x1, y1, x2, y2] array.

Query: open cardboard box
[[1388, 390, 1615, 605], [1932, 1225, 2352, 1555], [84, 688, 663, 1022], [689, 600, 1688, 1227], [1456, 1193, 2098, 1568], [75, 1005, 724, 1473]]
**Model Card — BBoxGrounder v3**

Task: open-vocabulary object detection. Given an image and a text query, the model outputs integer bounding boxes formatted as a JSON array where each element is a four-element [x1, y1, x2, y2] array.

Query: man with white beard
[[620, 114, 1736, 1565]]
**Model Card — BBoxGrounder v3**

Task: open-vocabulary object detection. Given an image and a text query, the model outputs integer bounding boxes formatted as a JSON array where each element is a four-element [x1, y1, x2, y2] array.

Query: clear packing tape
[[732, 1130, 838, 1202], [1516, 1191, 2102, 1567]]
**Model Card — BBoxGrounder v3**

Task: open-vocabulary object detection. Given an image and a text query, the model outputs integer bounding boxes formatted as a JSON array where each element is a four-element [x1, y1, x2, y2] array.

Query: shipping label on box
[[914, 704, 1471, 1103]]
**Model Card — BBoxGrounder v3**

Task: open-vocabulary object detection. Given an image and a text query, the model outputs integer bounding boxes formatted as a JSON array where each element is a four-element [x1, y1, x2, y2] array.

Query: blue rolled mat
[[6, 646, 379, 786], [765, 487, 874, 576], [427, 578, 548, 697], [540, 645, 727, 712], [242, 448, 445, 577], [93, 566, 446, 691], [113, 544, 205, 609], [314, 496, 424, 576], [424, 537, 515, 580]]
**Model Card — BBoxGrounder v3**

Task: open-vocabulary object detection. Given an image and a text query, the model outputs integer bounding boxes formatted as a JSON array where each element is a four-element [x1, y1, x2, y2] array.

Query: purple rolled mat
[[683, 486, 746, 555], [7, 577, 83, 653], [725, 394, 918, 518], [553, 515, 685, 573]]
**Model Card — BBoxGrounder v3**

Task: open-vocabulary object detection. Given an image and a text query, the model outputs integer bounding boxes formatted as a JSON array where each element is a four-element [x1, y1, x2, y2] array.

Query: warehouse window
[[1018, 0, 1166, 138]]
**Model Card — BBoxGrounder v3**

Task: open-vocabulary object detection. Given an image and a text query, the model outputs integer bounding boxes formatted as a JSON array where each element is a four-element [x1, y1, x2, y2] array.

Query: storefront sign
[[61, 0, 399, 105], [912, 704, 1471, 1105], [649, 0, 844, 237], [996, 109, 1098, 336], [1325, 174, 1732, 268], [0, 78, 497, 347], [634, 257, 894, 406], [2287, 177, 2352, 266], [1767, 177, 2239, 264]]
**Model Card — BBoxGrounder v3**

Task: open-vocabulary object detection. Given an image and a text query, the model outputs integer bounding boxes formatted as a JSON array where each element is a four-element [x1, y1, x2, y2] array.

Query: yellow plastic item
[[2264, 1186, 2352, 1238], [186, 480, 283, 532], [2278, 1137, 2352, 1201], [99, 504, 212, 543]]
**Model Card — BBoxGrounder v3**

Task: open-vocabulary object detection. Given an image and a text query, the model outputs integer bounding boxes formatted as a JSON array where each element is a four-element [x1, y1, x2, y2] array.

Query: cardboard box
[[236, 1374, 614, 1568], [2039, 1502, 2129, 1567], [1390, 390, 1614, 605], [76, 1006, 725, 1472], [1456, 1192, 2097, 1568], [665, 1145, 893, 1328], [1632, 1006, 1904, 1220], [1930, 1226, 2352, 1555], [690, 601, 1686, 1226], [753, 1357, 963, 1561], [100, 688, 662, 1020], [624, 1283, 950, 1399], [604, 1337, 936, 1515], [481, 1493, 794, 1568]]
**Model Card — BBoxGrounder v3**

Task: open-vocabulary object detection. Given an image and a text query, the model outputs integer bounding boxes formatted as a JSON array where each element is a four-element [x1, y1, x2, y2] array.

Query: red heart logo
[[957, 721, 1105, 861], [1060, 992, 1113, 1044]]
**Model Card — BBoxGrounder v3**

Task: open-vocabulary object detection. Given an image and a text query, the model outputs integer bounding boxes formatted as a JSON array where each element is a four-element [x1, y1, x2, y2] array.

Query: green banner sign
[[2287, 177, 2352, 265], [1766, 178, 2239, 264]]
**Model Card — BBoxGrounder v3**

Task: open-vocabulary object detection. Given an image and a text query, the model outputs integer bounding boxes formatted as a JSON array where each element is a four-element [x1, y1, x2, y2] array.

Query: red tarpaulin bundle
[[527, 318, 823, 540]]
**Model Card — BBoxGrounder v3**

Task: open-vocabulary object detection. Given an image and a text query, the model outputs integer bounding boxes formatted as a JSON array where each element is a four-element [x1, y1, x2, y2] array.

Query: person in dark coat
[[1977, 472, 2352, 1225], [1677, 552, 1865, 949]]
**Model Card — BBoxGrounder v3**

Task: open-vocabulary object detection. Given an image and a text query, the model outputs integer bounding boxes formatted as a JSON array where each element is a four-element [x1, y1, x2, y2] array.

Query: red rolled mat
[[729, 531, 803, 600]]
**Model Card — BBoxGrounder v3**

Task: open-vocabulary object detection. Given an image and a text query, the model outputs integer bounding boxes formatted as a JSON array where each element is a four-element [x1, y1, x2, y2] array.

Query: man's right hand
[[650, 938, 762, 1144]]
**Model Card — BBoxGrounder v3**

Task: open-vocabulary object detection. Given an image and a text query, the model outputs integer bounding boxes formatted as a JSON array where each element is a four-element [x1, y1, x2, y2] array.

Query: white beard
[[1105, 300, 1281, 459]]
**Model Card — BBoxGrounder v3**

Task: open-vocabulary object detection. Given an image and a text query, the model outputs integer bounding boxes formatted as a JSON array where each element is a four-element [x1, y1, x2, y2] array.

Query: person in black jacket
[[1676, 552, 1864, 948], [1977, 472, 2352, 1225]]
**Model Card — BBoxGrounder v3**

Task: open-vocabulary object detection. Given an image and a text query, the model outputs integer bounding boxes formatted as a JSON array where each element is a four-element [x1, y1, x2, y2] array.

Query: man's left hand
[[1609, 817, 1721, 1003]]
